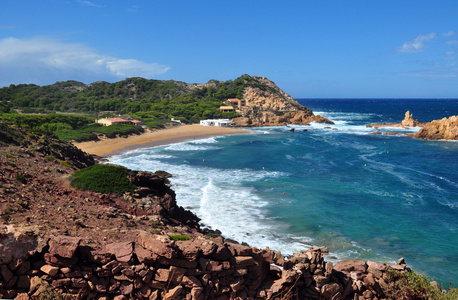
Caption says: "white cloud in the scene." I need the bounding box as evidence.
[76,0,104,8]
[397,33,436,54]
[442,31,456,37]
[0,36,170,86]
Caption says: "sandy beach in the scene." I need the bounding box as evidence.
[73,124,250,157]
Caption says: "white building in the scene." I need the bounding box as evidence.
[200,119,232,127]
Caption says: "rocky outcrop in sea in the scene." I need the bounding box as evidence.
[367,111,458,140]
[412,115,458,140]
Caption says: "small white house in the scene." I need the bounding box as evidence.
[200,119,232,127]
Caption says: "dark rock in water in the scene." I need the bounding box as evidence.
[155,170,172,178]
[303,129,308,132]
[289,128,295,132]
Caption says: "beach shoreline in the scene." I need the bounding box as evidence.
[73,124,250,157]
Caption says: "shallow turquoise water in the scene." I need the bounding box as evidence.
[109,99,458,286]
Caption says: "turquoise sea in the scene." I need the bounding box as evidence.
[109,99,458,286]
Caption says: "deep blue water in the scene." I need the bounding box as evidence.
[109,99,458,286]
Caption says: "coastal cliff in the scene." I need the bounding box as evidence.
[0,123,454,299]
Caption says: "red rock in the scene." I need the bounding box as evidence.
[154,268,170,282]
[227,242,252,256]
[135,245,158,264]
[105,241,134,263]
[164,285,182,300]
[119,281,133,295]
[44,253,78,267]
[234,256,255,267]
[333,260,367,274]
[137,284,152,298]
[207,260,223,272]
[52,278,72,287]
[137,230,177,259]
[169,266,186,284]
[191,287,204,300]
[181,275,202,288]
[321,282,342,299]
[212,244,232,261]
[40,264,59,277]
[48,235,81,258]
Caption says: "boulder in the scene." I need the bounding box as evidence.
[48,235,81,258]
[137,230,178,259]
[105,241,134,263]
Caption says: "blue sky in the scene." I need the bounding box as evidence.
[1,0,458,98]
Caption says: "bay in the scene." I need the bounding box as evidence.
[109,98,458,286]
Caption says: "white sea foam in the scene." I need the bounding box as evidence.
[163,143,220,151]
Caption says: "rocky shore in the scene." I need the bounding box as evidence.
[0,123,455,299]
[366,111,458,140]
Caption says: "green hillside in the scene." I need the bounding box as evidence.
[0,75,283,125]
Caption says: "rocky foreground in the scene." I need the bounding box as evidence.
[0,123,454,299]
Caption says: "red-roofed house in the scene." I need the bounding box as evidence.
[97,116,142,126]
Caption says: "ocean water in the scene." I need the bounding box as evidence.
[109,99,458,286]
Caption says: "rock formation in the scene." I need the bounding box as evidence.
[400,110,419,127]
[413,115,458,140]
[0,229,424,300]
[231,77,333,127]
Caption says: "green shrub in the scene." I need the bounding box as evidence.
[384,267,458,300]
[44,155,54,161]
[168,234,192,241]
[7,162,16,167]
[15,173,27,184]
[70,164,136,194]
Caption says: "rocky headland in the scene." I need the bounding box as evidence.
[230,77,334,127]
[0,123,455,299]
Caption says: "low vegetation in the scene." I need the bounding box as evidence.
[168,234,192,241]
[70,164,136,194]
[383,267,458,300]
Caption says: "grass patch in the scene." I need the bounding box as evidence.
[59,160,75,169]
[168,234,192,241]
[44,155,54,161]
[70,164,136,194]
[4,152,17,158]
[15,173,27,184]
